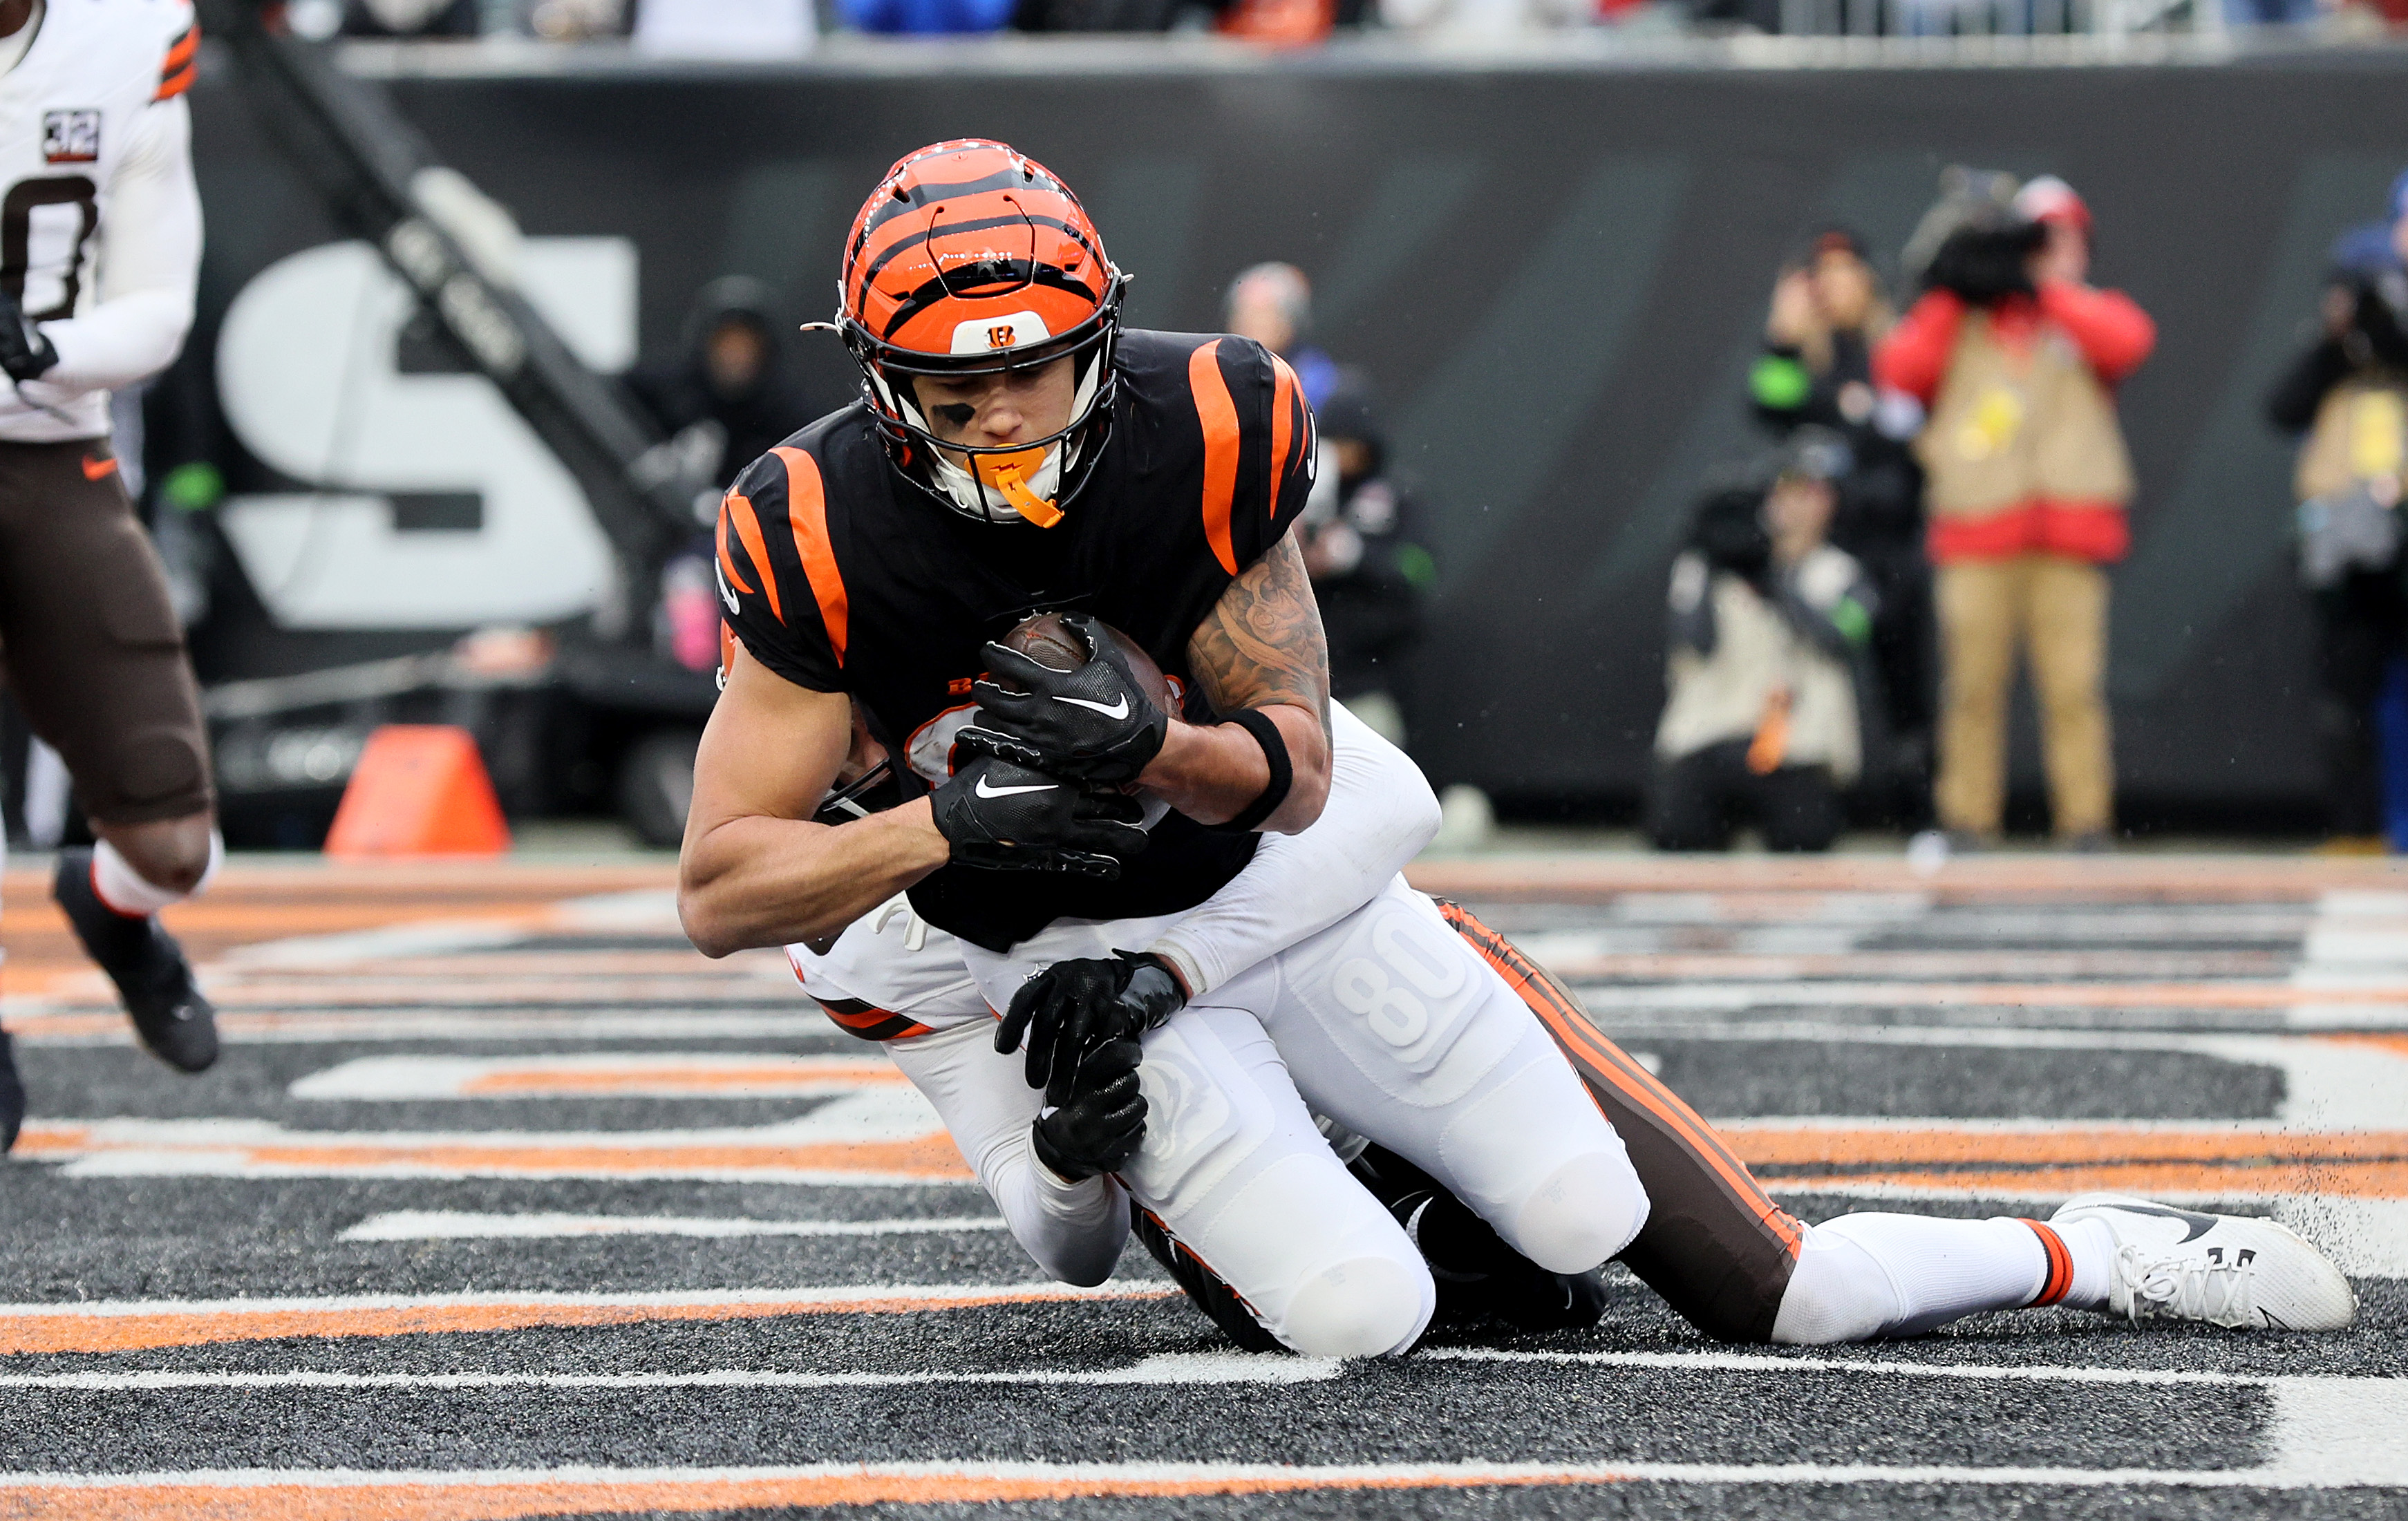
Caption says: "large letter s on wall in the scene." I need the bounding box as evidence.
[214,238,633,630]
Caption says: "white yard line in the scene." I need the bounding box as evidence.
[1597,1019,2408,1131]
[1,1012,826,1048]
[1427,1346,2259,1387]
[1429,1352,2408,1484]
[0,1352,1339,1392]
[1570,981,2408,1028]
[0,1452,2402,1498]
[339,1211,1007,1241]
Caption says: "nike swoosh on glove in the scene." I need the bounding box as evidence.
[930,753,1149,879]
[959,614,1169,782]
[997,950,1186,1103]
[1031,1038,1147,1182]
[0,288,57,385]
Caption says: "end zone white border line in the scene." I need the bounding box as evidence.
[0,1450,2402,1495]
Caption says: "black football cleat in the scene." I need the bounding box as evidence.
[1,1028,23,1152]
[1351,1143,1610,1335]
[53,847,218,1074]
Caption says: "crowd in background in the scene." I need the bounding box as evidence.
[1646,166,2408,855]
[301,0,2407,46]
[532,160,2408,858]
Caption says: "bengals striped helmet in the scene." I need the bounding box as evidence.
[835,140,1125,528]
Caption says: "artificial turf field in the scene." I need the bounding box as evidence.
[2,852,2405,1520]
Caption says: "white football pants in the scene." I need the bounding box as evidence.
[955,875,1649,1358]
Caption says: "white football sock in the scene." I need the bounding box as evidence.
[1773,1211,2108,1343]
[2055,1216,2115,1312]
[91,833,222,918]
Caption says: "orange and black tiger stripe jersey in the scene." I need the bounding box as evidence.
[719,329,1317,953]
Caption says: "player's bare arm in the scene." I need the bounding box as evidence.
[677,642,948,958]
[1141,533,1334,833]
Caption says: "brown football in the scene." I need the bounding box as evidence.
[998,612,1178,715]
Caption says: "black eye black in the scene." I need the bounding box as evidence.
[936,404,976,427]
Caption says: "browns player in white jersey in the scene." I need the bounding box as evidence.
[0,0,214,1153]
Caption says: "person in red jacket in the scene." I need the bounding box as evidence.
[1874,177,2155,849]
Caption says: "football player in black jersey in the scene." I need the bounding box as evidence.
[684,142,2360,1354]
[682,141,1653,1355]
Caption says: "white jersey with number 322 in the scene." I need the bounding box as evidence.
[0,0,199,443]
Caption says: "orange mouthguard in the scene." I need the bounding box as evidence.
[975,448,1063,529]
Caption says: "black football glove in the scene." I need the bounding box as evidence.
[0,287,57,385]
[957,613,1170,783]
[1030,1037,1147,1182]
[997,949,1187,1103]
[930,753,1147,879]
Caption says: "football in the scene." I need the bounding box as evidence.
[999,612,1178,715]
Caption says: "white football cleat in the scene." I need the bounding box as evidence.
[2051,1194,2356,1332]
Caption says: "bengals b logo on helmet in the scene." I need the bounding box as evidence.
[986,324,1017,350]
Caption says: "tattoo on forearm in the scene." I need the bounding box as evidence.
[1187,534,1330,730]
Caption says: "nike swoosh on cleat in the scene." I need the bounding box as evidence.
[81,455,117,481]
[974,777,1057,799]
[1054,695,1130,720]
[2102,1201,2222,1243]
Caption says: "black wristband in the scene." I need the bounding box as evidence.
[1214,708,1292,833]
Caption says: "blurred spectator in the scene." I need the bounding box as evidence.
[1379,0,1593,30]
[1224,264,1424,736]
[1750,226,1935,825]
[1216,0,1335,41]
[627,277,825,495]
[528,0,630,38]
[1015,0,1183,28]
[327,0,483,35]
[1648,437,1878,853]
[629,278,827,674]
[638,0,816,46]
[2224,0,2317,23]
[1299,387,1428,746]
[1876,175,2154,850]
[839,0,1013,32]
[2266,169,2408,846]
[1225,263,1358,415]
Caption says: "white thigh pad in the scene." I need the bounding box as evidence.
[1123,1014,1278,1208]
[1268,880,1521,1109]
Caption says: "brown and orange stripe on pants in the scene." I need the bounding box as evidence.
[1438,901,1805,1344]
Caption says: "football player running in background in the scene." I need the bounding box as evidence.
[0,0,216,1153]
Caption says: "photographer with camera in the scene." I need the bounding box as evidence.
[2266,171,2408,847]
[1749,226,1933,826]
[1648,432,1878,853]
[1876,175,2155,851]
